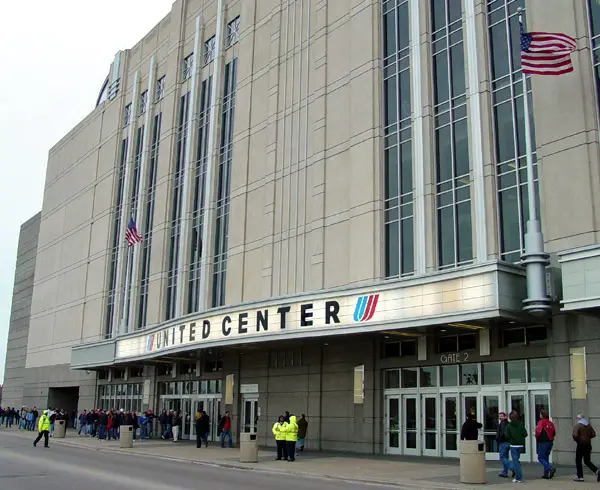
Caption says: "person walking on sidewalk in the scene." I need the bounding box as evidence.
[282,414,298,462]
[196,411,210,448]
[219,411,233,448]
[573,413,600,482]
[272,415,287,461]
[33,410,51,448]
[296,414,308,454]
[172,411,182,442]
[505,410,528,484]
[535,410,556,479]
[460,412,482,441]
[496,412,512,478]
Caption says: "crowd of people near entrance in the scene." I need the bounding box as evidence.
[462,409,600,483]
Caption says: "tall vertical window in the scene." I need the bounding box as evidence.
[123,103,132,127]
[139,90,148,115]
[138,113,162,329]
[204,36,216,65]
[188,77,213,313]
[226,16,241,47]
[487,0,538,263]
[105,138,129,337]
[212,59,237,307]
[166,93,190,320]
[432,0,472,268]
[182,54,194,81]
[588,1,600,122]
[155,76,166,102]
[383,0,414,278]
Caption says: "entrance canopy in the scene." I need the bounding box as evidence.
[71,262,528,369]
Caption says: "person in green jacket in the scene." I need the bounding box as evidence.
[505,410,528,483]
[33,410,51,448]
[281,414,298,462]
[272,415,288,461]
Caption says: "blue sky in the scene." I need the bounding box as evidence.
[0,0,172,383]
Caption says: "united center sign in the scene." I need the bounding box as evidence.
[113,271,497,360]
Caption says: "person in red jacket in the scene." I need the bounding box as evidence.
[535,410,556,479]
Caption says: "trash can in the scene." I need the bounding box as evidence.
[54,419,66,439]
[120,425,134,448]
[460,440,486,484]
[240,433,258,463]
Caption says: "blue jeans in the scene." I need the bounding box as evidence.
[98,424,106,440]
[510,446,523,481]
[220,429,232,448]
[162,424,172,439]
[499,442,512,475]
[538,441,553,475]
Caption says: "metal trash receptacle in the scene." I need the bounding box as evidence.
[54,419,66,438]
[120,425,134,448]
[240,433,258,463]
[460,440,486,484]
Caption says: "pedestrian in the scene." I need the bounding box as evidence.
[296,414,308,454]
[219,411,233,448]
[535,410,556,479]
[282,414,298,462]
[172,411,182,442]
[572,413,600,482]
[460,412,482,440]
[33,410,51,448]
[196,411,210,448]
[496,411,512,478]
[505,410,528,484]
[272,415,287,460]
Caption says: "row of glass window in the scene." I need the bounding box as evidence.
[157,380,223,396]
[384,358,550,390]
[383,0,542,272]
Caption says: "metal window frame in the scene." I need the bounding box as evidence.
[203,36,216,65]
[382,0,415,279]
[155,76,166,102]
[182,54,194,81]
[226,16,241,48]
[432,0,473,269]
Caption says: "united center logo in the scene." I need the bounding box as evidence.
[353,294,379,322]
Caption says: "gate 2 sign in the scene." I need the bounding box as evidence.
[440,352,470,364]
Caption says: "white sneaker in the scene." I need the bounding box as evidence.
[512,478,522,483]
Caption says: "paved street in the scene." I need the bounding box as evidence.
[2,429,600,489]
[0,432,398,490]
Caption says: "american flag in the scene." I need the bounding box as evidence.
[520,21,577,76]
[125,217,143,247]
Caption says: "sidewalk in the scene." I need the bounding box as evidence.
[3,428,597,489]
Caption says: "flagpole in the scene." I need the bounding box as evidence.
[120,246,132,334]
[517,7,552,317]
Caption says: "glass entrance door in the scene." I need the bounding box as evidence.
[242,397,259,433]
[506,391,530,461]
[182,399,192,439]
[191,398,221,442]
[481,394,500,456]
[403,395,418,455]
[442,394,459,457]
[422,395,438,456]
[384,396,401,454]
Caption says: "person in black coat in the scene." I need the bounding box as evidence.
[460,413,482,441]
[196,411,210,448]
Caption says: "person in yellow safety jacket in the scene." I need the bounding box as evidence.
[281,414,298,462]
[33,410,51,448]
[272,415,288,461]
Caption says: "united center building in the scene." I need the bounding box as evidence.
[5,0,600,464]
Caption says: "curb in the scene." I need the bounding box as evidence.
[2,430,460,490]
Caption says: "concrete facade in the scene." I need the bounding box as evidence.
[5,0,600,466]
[2,213,41,408]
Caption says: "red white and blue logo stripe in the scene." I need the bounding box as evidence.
[353,294,379,322]
[146,334,155,352]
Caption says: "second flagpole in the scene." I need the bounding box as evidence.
[517,7,552,316]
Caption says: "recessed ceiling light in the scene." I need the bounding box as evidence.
[440,329,447,333]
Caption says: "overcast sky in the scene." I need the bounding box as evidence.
[0,0,172,384]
